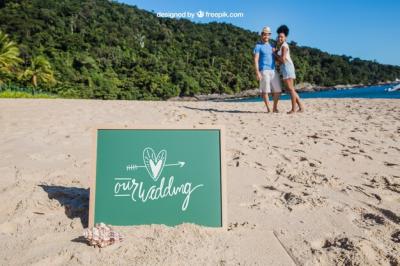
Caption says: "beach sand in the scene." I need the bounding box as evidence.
[0,98,399,265]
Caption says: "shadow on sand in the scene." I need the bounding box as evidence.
[39,185,89,228]
[181,105,265,114]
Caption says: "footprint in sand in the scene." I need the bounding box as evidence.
[322,236,355,251]
[345,185,382,203]
[228,149,245,167]
[364,175,400,195]
[281,191,327,211]
[391,230,400,243]
[227,221,256,231]
[362,203,400,225]
[164,109,187,122]
[362,213,385,225]
[316,235,397,265]
[384,161,398,167]
[249,184,326,212]
[281,192,305,211]
[353,208,386,227]
[297,156,321,168]
[275,162,338,187]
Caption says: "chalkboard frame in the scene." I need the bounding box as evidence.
[89,125,227,228]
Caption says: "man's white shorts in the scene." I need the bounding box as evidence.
[259,70,282,93]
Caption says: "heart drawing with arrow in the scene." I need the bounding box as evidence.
[143,147,166,181]
[126,147,185,181]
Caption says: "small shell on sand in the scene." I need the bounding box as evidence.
[83,223,123,248]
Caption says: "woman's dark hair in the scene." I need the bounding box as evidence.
[277,25,289,37]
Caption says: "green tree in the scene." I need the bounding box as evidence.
[0,30,22,84]
[20,55,56,89]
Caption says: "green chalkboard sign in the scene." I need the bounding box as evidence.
[89,126,226,228]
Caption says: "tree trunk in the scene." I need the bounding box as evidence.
[32,75,37,88]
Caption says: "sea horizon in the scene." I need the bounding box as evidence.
[230,83,400,102]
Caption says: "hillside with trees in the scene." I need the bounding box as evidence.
[1,0,399,99]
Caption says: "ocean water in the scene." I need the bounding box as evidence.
[232,84,400,102]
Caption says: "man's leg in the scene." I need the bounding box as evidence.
[260,70,271,112]
[271,71,282,113]
[261,92,271,112]
[272,93,280,112]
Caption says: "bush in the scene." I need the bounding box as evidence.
[0,90,55,98]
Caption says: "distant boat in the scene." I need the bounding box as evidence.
[387,84,400,92]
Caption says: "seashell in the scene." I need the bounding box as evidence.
[83,223,123,248]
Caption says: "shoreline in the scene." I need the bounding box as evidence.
[168,80,400,102]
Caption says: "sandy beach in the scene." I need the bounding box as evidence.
[0,98,399,265]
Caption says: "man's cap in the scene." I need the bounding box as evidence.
[261,26,271,34]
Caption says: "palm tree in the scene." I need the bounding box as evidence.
[20,55,56,89]
[0,30,22,84]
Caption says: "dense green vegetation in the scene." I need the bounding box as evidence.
[1,0,399,100]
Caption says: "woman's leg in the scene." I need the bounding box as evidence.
[296,97,304,112]
[272,93,280,113]
[284,78,304,113]
[291,81,304,112]
[284,78,297,113]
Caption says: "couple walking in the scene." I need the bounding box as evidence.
[253,25,304,114]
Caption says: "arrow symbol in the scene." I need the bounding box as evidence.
[165,161,185,167]
[126,161,185,171]
[126,164,146,171]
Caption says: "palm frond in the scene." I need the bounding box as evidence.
[0,31,22,70]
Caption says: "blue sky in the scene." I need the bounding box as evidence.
[120,0,400,66]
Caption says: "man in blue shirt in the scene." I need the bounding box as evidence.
[253,26,282,113]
